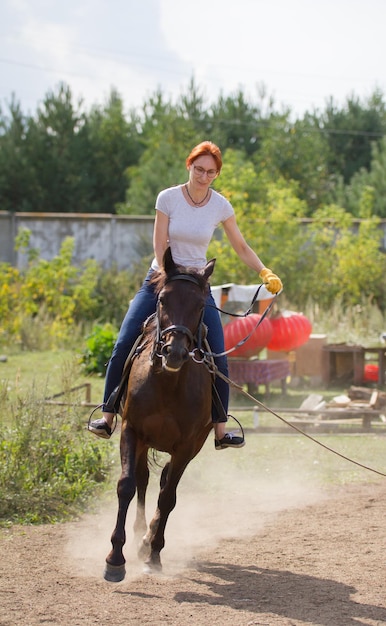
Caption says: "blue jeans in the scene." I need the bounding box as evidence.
[103,269,229,422]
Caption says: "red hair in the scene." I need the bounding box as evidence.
[186,141,222,172]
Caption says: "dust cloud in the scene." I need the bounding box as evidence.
[65,434,326,581]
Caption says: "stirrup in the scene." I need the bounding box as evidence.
[226,413,245,440]
[87,405,117,435]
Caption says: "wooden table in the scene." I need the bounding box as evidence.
[322,344,364,385]
[228,358,290,395]
[322,344,386,387]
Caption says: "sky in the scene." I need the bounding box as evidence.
[1,0,386,119]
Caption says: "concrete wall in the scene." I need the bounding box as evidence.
[1,211,386,270]
[0,212,154,270]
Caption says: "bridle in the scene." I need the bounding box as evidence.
[153,273,207,362]
[153,277,280,365]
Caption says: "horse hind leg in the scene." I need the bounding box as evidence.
[104,427,137,583]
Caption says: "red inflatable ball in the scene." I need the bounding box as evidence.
[363,363,379,383]
[266,313,312,352]
[223,314,273,358]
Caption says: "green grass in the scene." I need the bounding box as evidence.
[0,349,105,408]
[192,431,386,491]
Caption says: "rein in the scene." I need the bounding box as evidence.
[155,278,278,360]
[208,283,269,318]
[205,284,279,359]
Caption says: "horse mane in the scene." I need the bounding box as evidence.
[139,262,210,341]
[150,262,209,295]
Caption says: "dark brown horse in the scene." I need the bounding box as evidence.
[104,247,216,582]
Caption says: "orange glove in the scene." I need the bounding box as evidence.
[259,268,283,294]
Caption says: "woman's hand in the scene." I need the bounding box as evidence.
[259,268,283,294]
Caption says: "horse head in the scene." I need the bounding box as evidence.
[153,247,215,372]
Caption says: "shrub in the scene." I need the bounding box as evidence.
[80,323,118,375]
[0,385,113,525]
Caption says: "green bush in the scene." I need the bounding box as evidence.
[0,232,145,351]
[0,385,113,525]
[80,323,118,375]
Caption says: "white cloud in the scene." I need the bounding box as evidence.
[159,0,386,112]
[1,0,386,116]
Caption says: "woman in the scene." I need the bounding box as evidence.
[89,141,282,449]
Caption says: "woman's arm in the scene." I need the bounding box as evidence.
[153,210,170,267]
[223,214,283,293]
[222,215,265,273]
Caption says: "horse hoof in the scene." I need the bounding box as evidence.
[103,562,126,583]
[143,560,162,575]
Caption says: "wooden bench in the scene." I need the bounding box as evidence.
[230,405,386,432]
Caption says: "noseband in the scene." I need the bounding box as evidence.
[154,273,205,360]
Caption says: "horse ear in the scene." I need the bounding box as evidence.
[163,247,175,272]
[202,258,216,281]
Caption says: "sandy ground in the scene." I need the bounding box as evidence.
[1,440,386,626]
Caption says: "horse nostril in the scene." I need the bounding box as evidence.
[161,344,171,357]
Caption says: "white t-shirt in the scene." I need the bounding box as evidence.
[152,185,234,270]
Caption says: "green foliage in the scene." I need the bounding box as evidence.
[322,90,386,184]
[2,80,386,217]
[207,86,273,156]
[80,323,118,375]
[93,253,151,325]
[0,232,100,348]
[0,84,142,214]
[0,231,145,350]
[305,203,386,309]
[334,136,386,217]
[206,149,386,311]
[116,89,200,215]
[255,112,334,212]
[209,149,309,302]
[0,380,112,525]
[85,88,143,213]
[1,80,386,328]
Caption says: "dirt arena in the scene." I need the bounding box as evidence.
[1,467,385,626]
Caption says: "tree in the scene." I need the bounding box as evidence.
[206,84,275,157]
[321,90,386,184]
[84,89,143,213]
[0,96,38,212]
[207,149,309,305]
[254,112,334,213]
[334,136,386,217]
[117,90,200,215]
[22,83,88,212]
[307,201,386,309]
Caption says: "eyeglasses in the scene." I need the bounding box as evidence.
[193,165,218,179]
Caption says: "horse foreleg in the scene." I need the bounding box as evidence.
[144,458,188,572]
[138,461,170,563]
[133,445,149,557]
[104,426,137,583]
